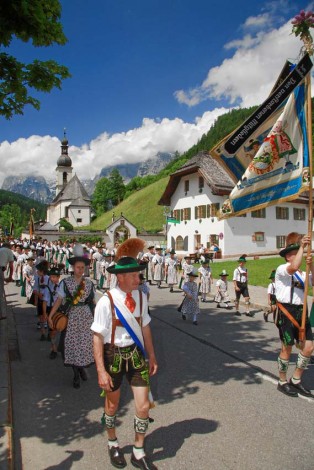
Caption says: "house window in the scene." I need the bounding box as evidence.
[183,208,191,220]
[276,235,286,249]
[293,208,306,221]
[77,218,82,223]
[78,210,81,214]
[210,203,220,217]
[64,207,69,218]
[176,236,184,250]
[251,208,266,218]
[254,232,265,242]
[195,205,206,219]
[184,180,189,193]
[276,207,289,220]
[198,176,204,193]
[173,209,181,222]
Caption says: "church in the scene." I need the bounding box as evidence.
[46,133,91,228]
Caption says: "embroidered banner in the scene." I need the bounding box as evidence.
[211,54,312,183]
[218,82,310,220]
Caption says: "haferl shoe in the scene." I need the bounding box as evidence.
[182,314,186,321]
[277,382,298,397]
[49,351,57,360]
[108,446,127,469]
[289,380,313,397]
[245,312,254,317]
[234,311,241,316]
[130,453,157,470]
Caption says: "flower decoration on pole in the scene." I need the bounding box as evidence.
[291,10,314,55]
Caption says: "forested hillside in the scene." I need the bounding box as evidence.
[0,189,46,237]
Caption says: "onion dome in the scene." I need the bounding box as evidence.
[57,129,72,167]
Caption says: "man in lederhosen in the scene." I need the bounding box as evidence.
[275,232,314,397]
[92,238,158,469]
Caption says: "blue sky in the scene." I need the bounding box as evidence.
[0,0,312,184]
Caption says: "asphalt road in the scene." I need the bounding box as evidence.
[5,280,314,470]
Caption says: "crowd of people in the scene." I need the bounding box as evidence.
[1,232,314,468]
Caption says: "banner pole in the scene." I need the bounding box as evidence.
[301,71,313,341]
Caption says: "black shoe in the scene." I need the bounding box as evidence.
[277,382,298,397]
[217,304,221,308]
[130,453,157,470]
[79,367,88,381]
[109,446,127,469]
[263,311,268,322]
[289,380,313,397]
[40,334,46,341]
[49,351,57,360]
[245,312,254,317]
[170,288,173,292]
[193,321,198,325]
[182,314,186,321]
[234,311,241,316]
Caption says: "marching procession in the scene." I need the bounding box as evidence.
[1,231,314,470]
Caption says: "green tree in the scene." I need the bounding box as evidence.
[0,0,70,119]
[59,218,73,232]
[0,203,23,235]
[92,177,112,216]
[108,169,125,205]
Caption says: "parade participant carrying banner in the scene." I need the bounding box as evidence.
[211,53,312,183]
[91,237,158,470]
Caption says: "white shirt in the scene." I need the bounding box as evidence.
[275,263,311,305]
[91,286,151,347]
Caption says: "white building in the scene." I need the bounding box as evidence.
[158,152,309,258]
[47,134,91,228]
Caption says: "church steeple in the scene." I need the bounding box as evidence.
[56,129,73,195]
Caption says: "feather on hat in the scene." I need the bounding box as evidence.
[116,238,145,260]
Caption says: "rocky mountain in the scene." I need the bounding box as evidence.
[1,175,54,203]
[1,152,175,203]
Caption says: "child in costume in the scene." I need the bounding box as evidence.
[264,270,276,322]
[181,270,200,325]
[214,270,232,309]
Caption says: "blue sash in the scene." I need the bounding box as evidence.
[114,305,146,358]
[293,272,305,289]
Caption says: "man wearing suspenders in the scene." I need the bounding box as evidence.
[92,241,158,470]
[275,232,314,397]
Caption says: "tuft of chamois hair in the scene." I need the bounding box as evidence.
[116,238,145,260]
[285,232,301,246]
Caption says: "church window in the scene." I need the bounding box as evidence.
[175,236,184,250]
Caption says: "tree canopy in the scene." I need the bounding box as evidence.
[0,0,70,119]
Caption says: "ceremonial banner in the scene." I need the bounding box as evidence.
[218,82,310,219]
[211,53,313,183]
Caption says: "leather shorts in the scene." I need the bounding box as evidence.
[104,343,149,392]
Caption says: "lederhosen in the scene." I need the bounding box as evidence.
[235,268,249,299]
[103,291,149,392]
[277,274,313,345]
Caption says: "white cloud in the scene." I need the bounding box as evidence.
[243,13,271,28]
[0,108,228,186]
[174,19,304,108]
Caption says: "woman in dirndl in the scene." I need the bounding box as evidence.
[48,244,96,389]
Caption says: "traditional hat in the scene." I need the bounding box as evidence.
[269,269,276,279]
[155,246,161,251]
[36,260,49,273]
[188,269,198,277]
[279,232,301,258]
[48,267,61,276]
[238,254,247,262]
[107,238,146,274]
[184,255,191,259]
[170,249,176,255]
[68,244,90,266]
[148,245,155,249]
[219,270,229,276]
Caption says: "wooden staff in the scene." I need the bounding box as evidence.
[300,71,313,342]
